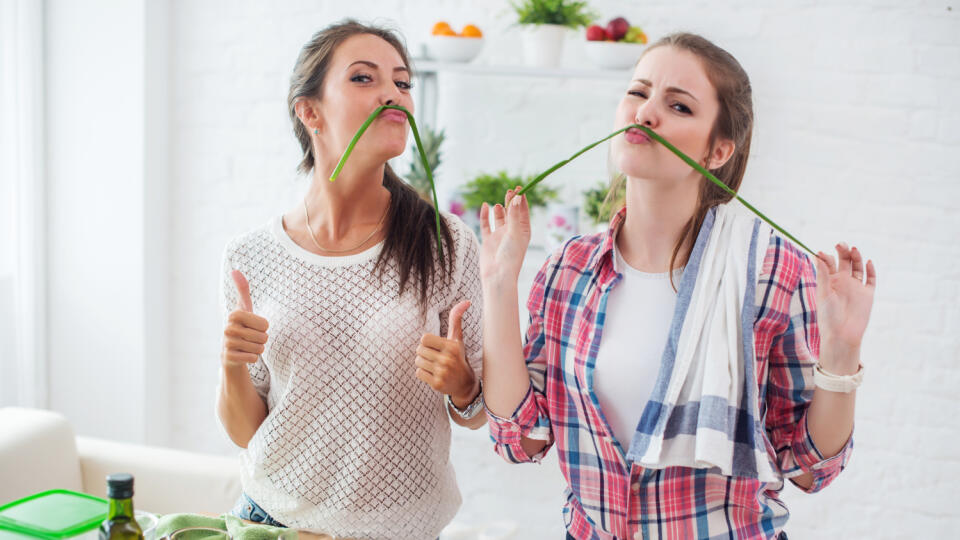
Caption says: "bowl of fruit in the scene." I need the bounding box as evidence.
[426,22,485,63]
[584,17,648,70]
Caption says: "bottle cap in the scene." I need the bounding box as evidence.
[106,473,134,499]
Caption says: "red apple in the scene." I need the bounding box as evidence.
[586,25,607,41]
[606,17,630,41]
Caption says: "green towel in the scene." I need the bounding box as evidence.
[154,513,296,540]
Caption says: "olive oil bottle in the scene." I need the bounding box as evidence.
[99,473,144,540]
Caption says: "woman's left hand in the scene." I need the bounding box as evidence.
[416,301,479,407]
[814,243,877,372]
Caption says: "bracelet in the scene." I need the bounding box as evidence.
[814,363,864,393]
[446,380,484,420]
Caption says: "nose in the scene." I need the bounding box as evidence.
[634,99,659,129]
[379,80,404,108]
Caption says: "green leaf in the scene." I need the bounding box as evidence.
[460,171,558,210]
[405,126,445,200]
[582,179,624,224]
[511,0,597,29]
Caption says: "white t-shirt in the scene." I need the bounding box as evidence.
[219,212,482,540]
[593,243,681,453]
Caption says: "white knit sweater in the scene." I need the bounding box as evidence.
[219,212,482,539]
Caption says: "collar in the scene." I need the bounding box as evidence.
[585,206,627,276]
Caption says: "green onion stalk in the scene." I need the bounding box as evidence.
[516,124,815,256]
[329,104,446,260]
[332,110,813,262]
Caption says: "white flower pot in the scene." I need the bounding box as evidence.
[520,24,568,67]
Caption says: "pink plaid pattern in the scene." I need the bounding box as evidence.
[488,209,852,540]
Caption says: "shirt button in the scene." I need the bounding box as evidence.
[631,482,641,492]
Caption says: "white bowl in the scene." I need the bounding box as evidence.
[425,35,484,63]
[584,40,645,70]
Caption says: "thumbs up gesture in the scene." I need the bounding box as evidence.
[416,300,479,408]
[221,270,270,369]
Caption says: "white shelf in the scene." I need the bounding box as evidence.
[409,58,629,127]
[412,59,630,80]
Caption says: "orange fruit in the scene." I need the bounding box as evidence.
[438,28,457,37]
[432,21,453,35]
[461,24,483,38]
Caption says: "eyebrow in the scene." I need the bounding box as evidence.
[633,78,699,103]
[347,60,409,73]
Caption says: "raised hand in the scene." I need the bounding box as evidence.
[814,243,877,373]
[221,270,270,369]
[479,187,531,284]
[416,300,479,407]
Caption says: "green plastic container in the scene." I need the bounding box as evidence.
[0,490,108,539]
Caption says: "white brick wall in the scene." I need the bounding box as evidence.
[163,1,959,537]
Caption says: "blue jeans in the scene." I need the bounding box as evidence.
[231,492,287,528]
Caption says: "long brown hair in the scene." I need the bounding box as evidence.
[287,20,453,305]
[606,32,754,285]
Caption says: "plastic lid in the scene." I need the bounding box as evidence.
[0,529,37,540]
[106,473,134,499]
[0,490,107,539]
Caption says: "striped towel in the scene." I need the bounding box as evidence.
[625,203,780,482]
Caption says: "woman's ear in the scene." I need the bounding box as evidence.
[294,98,322,135]
[705,138,736,171]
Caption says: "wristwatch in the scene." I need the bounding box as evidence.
[446,381,484,419]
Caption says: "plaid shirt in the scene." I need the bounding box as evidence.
[487,209,853,540]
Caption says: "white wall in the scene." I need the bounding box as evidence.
[0,1,17,400]
[2,0,46,409]
[44,0,163,441]
[41,0,960,538]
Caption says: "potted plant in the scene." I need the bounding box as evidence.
[511,0,596,67]
[459,170,558,235]
[582,179,624,231]
[404,125,445,201]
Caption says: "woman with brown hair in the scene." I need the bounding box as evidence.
[215,20,484,539]
[481,33,876,539]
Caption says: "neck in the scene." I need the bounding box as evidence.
[616,176,699,273]
[107,497,135,519]
[303,157,391,241]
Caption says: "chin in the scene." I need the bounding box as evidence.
[614,149,654,180]
[383,141,406,159]
[364,133,406,160]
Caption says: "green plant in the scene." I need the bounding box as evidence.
[461,171,558,211]
[583,180,624,225]
[405,126,445,200]
[511,0,597,29]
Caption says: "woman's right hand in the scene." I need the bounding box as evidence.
[222,270,269,369]
[479,187,531,284]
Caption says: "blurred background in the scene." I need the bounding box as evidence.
[1,0,958,537]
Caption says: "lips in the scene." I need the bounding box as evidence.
[380,109,408,123]
[624,127,650,144]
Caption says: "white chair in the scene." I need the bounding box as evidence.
[0,407,241,515]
